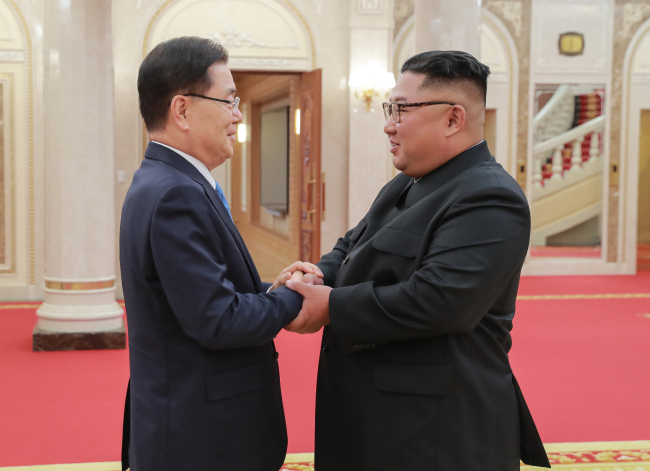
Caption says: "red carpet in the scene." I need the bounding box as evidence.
[1,267,650,466]
[0,308,129,466]
[510,296,650,443]
[0,308,319,466]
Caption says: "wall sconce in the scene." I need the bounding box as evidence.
[348,60,396,113]
[237,123,247,143]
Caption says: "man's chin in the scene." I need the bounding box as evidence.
[392,156,407,173]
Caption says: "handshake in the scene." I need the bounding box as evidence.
[269,261,332,334]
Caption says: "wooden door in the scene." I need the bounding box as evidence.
[299,69,322,263]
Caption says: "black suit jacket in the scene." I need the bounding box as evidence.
[119,143,301,471]
[314,142,550,470]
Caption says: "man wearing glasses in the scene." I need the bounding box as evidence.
[119,37,321,471]
[285,51,550,470]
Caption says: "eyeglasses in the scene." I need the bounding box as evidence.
[183,93,240,114]
[382,101,456,123]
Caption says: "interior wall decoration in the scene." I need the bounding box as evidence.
[0,0,32,297]
[558,31,585,56]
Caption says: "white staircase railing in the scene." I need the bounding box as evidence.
[533,84,575,144]
[532,115,604,195]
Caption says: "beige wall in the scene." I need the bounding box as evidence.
[639,110,650,244]
[5,0,650,303]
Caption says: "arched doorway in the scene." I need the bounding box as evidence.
[622,17,650,272]
[0,0,34,298]
[142,0,323,277]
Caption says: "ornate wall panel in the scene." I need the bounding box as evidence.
[620,15,650,272]
[0,0,30,289]
[532,0,612,78]
[145,0,315,71]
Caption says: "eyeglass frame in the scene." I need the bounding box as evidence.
[382,101,456,123]
[181,93,240,114]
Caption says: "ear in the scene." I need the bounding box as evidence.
[445,104,466,137]
[169,95,190,132]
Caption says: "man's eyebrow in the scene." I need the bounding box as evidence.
[390,96,407,102]
[227,87,237,95]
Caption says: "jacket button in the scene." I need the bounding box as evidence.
[321,345,329,355]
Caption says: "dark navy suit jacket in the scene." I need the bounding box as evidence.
[120,142,301,471]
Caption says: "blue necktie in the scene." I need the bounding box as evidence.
[214,182,232,220]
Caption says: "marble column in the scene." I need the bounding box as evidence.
[347,0,395,227]
[34,0,124,351]
[415,0,482,56]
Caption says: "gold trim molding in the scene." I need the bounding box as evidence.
[0,302,40,309]
[44,280,115,291]
[622,19,650,264]
[4,0,34,284]
[0,73,16,274]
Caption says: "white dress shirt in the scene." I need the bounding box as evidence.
[152,141,216,190]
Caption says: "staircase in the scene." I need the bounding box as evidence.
[530,86,605,247]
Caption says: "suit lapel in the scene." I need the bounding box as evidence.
[145,142,262,290]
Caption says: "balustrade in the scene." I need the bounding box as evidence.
[532,115,604,190]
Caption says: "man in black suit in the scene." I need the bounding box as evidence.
[119,37,321,471]
[286,51,551,470]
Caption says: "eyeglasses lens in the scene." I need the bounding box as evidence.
[383,103,400,123]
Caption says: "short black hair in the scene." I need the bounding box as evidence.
[401,51,490,104]
[138,36,228,132]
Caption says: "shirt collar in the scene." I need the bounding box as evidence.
[151,141,216,190]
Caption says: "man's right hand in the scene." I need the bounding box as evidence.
[268,261,323,291]
[283,281,332,334]
[299,272,324,286]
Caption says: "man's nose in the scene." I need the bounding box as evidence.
[233,107,243,123]
[384,117,396,135]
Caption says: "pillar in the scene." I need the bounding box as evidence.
[415,0,482,56]
[34,0,124,351]
[348,0,395,227]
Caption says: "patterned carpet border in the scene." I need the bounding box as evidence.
[522,441,650,470]
[2,444,650,470]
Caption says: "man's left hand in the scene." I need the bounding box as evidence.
[283,281,332,334]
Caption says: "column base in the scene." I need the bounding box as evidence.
[32,325,126,351]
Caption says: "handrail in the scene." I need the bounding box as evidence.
[533,115,605,155]
[533,84,571,127]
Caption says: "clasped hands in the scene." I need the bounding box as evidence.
[269,261,332,334]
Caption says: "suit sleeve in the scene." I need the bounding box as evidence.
[317,178,394,285]
[316,229,352,287]
[329,185,531,354]
[150,184,302,349]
